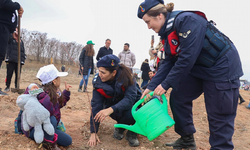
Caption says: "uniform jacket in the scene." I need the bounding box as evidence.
[147,11,243,91]
[79,48,94,75]
[96,46,113,61]
[22,88,70,137]
[5,34,26,64]
[0,0,20,33]
[118,50,136,68]
[90,71,137,133]
[140,61,150,80]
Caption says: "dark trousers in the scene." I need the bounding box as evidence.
[0,23,10,68]
[6,62,22,88]
[169,74,239,150]
[110,108,135,125]
[29,116,72,147]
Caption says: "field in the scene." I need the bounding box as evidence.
[0,61,250,150]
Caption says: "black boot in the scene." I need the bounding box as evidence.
[113,128,125,140]
[125,130,139,147]
[78,86,82,92]
[42,133,61,150]
[239,94,245,104]
[165,134,196,150]
[239,99,245,104]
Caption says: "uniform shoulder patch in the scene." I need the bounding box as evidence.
[178,30,191,38]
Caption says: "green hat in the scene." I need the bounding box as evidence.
[86,40,95,45]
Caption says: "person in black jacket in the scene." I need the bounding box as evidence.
[78,40,95,92]
[87,54,140,147]
[96,39,113,61]
[4,27,26,92]
[0,0,24,68]
[61,65,65,72]
[140,59,150,88]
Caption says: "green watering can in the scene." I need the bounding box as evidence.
[114,92,175,141]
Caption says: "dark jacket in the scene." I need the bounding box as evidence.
[140,61,150,80]
[96,46,113,61]
[79,48,94,75]
[148,11,243,91]
[0,0,20,33]
[5,34,26,65]
[90,71,137,133]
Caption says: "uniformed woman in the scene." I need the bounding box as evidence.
[137,0,243,149]
[87,54,140,147]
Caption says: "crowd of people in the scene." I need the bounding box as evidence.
[0,0,248,150]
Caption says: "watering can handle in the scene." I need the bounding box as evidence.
[132,91,167,114]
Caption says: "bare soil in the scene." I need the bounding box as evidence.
[0,63,250,150]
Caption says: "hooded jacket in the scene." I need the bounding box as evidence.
[5,34,26,64]
[118,50,136,68]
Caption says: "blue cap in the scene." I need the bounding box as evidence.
[97,54,120,68]
[137,0,164,19]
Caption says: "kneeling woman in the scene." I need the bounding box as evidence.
[87,54,139,147]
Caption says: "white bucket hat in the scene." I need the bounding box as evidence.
[36,64,68,85]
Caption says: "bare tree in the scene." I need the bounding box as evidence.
[20,28,83,66]
[46,38,59,64]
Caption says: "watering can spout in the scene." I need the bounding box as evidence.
[114,123,146,136]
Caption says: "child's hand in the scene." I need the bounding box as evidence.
[65,82,72,91]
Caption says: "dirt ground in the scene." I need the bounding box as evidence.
[1,65,250,150]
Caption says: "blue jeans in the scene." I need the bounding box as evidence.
[29,116,72,147]
[79,68,92,89]
[141,80,149,88]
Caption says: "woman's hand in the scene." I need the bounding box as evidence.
[65,82,72,91]
[18,6,24,17]
[94,107,114,122]
[140,89,152,103]
[153,84,167,96]
[87,133,101,146]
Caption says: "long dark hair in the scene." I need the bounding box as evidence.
[40,79,64,106]
[84,44,95,56]
[105,64,134,89]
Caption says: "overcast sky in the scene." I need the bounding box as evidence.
[15,0,250,80]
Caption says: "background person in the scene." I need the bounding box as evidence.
[87,54,140,147]
[61,65,65,72]
[138,0,243,149]
[4,27,26,92]
[118,43,136,72]
[142,70,155,90]
[140,59,150,88]
[78,40,95,92]
[96,39,113,61]
[149,38,164,71]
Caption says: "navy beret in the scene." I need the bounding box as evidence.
[137,0,164,19]
[97,54,120,68]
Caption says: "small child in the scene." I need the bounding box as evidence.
[22,64,72,149]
